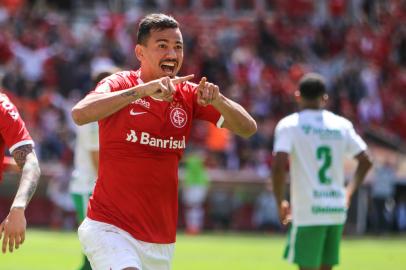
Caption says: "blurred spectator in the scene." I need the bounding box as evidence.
[252,180,281,231]
[370,161,396,234]
[182,149,210,235]
[397,194,406,232]
[208,189,233,230]
[0,1,405,233]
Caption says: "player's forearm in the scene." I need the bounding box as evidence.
[272,167,286,206]
[347,156,373,197]
[212,95,257,138]
[11,152,41,210]
[72,87,146,125]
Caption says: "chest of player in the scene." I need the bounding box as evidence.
[100,95,192,146]
[127,97,190,134]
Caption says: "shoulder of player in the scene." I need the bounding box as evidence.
[103,70,137,83]
[176,80,198,93]
[324,110,353,128]
[277,113,299,128]
[95,70,137,93]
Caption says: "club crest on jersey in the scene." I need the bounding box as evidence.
[170,107,187,128]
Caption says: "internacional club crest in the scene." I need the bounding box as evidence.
[170,107,187,128]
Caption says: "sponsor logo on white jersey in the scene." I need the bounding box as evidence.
[170,107,187,128]
[126,130,186,149]
[132,98,150,109]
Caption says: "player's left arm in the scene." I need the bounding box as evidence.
[197,77,257,138]
[0,144,41,253]
[345,151,373,208]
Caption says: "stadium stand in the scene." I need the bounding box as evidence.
[0,0,405,233]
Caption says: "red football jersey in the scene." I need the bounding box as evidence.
[0,93,34,180]
[87,70,222,243]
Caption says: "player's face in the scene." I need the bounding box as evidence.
[136,28,184,80]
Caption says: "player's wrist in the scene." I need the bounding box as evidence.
[10,206,25,213]
[211,94,225,107]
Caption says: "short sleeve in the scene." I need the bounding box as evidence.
[345,123,367,157]
[92,71,137,94]
[0,95,34,153]
[273,120,293,154]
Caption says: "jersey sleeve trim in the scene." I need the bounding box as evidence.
[9,140,35,153]
[216,115,224,128]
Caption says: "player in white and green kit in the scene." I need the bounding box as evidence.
[272,73,372,270]
[69,121,99,270]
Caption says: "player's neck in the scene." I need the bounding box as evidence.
[302,106,322,110]
[139,71,155,83]
[300,99,323,111]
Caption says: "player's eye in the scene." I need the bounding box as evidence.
[158,43,167,49]
[175,45,183,50]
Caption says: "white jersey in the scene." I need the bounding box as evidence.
[69,122,99,194]
[274,109,367,225]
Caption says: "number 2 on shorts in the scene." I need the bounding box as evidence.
[317,146,332,184]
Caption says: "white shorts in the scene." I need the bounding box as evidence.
[182,185,208,206]
[78,218,174,270]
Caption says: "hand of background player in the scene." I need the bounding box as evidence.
[142,74,194,102]
[278,200,292,226]
[0,208,26,253]
[196,77,221,106]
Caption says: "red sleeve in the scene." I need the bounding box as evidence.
[91,71,137,94]
[0,94,34,153]
[190,84,223,127]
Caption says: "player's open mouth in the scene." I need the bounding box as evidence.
[160,61,177,75]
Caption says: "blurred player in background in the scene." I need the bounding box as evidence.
[182,148,210,235]
[0,91,41,254]
[272,73,372,270]
[69,67,118,270]
[71,13,256,270]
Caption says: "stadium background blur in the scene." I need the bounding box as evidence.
[0,0,406,242]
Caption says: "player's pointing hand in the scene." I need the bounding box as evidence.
[142,74,194,102]
[197,77,220,106]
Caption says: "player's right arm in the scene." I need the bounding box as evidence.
[272,151,291,225]
[72,74,194,125]
[271,118,293,225]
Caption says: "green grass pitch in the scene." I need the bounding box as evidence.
[1,230,405,270]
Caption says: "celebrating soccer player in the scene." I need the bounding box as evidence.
[71,13,256,270]
[0,91,41,254]
[272,73,372,270]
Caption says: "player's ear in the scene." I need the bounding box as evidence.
[294,90,301,102]
[135,45,143,61]
[322,94,329,102]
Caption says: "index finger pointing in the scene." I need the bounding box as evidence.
[171,74,195,85]
[198,77,207,89]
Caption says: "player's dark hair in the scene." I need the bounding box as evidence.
[299,73,326,100]
[137,13,179,45]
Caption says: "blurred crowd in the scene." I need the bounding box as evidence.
[1,0,405,175]
[0,0,405,231]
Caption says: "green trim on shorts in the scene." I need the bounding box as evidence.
[71,193,91,222]
[284,224,343,268]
